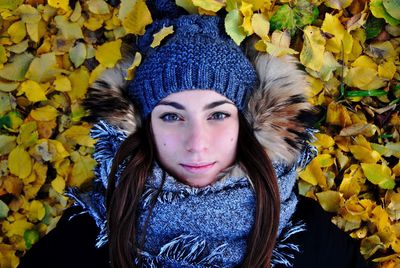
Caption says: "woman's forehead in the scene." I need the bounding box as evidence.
[161,89,233,103]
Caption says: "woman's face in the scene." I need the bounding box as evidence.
[151,90,239,187]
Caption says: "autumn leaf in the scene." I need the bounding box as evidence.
[301,26,325,72]
[151,26,174,48]
[8,146,32,179]
[361,163,395,189]
[225,9,246,45]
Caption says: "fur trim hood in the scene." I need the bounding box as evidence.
[84,43,316,166]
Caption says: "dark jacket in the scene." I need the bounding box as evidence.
[19,196,368,268]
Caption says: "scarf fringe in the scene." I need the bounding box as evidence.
[271,220,307,267]
[137,234,227,267]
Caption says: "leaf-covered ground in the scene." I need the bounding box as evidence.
[0,0,399,267]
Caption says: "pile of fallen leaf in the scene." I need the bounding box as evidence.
[0,0,398,267]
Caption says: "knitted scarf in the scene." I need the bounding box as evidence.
[67,120,317,267]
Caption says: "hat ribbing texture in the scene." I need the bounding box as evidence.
[129,15,258,118]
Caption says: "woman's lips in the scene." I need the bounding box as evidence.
[180,162,216,173]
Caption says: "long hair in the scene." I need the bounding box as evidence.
[106,112,280,268]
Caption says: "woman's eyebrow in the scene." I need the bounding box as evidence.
[203,100,234,110]
[157,100,234,110]
[157,101,185,110]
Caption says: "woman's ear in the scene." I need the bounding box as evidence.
[244,51,317,165]
[83,43,141,135]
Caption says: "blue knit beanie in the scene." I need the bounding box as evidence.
[129,15,258,118]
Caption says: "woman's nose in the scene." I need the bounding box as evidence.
[185,121,208,153]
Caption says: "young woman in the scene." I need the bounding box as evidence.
[19,14,368,268]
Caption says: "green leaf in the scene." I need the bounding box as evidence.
[365,16,385,39]
[0,0,24,10]
[383,0,400,20]
[361,163,395,189]
[0,199,9,219]
[346,89,387,97]
[0,53,34,81]
[270,1,318,36]
[370,0,400,26]
[69,42,87,68]
[225,9,246,45]
[0,111,23,130]
[0,135,16,155]
[24,229,40,250]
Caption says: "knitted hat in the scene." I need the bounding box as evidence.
[128,15,258,118]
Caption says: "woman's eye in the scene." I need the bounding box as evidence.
[160,113,181,122]
[209,112,230,120]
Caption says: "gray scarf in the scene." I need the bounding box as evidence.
[68,120,316,267]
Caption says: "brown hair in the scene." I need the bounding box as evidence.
[106,113,280,267]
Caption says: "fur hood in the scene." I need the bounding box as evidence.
[84,43,316,166]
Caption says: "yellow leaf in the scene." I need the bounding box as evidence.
[51,175,66,194]
[125,52,142,80]
[53,76,71,92]
[16,4,41,24]
[313,133,335,149]
[192,0,225,12]
[84,15,104,31]
[361,163,395,189]
[69,42,86,68]
[316,190,342,212]
[344,67,385,90]
[240,1,253,35]
[70,1,82,22]
[54,15,84,40]
[69,151,97,187]
[266,30,298,57]
[95,39,122,68]
[368,41,397,59]
[8,40,29,54]
[68,67,90,101]
[37,119,57,139]
[300,26,325,72]
[4,175,23,196]
[122,0,152,35]
[323,0,352,9]
[48,0,70,12]
[298,158,323,186]
[321,13,353,54]
[25,52,62,83]
[319,51,341,81]
[339,123,378,137]
[18,80,47,102]
[176,0,198,13]
[59,125,96,147]
[225,9,246,45]
[326,102,352,127]
[30,139,69,162]
[88,0,110,14]
[30,105,58,121]
[378,60,396,79]
[339,164,364,197]
[349,145,381,163]
[251,13,269,39]
[0,53,34,82]
[27,200,45,222]
[151,26,174,48]
[17,121,38,148]
[8,146,32,179]
[315,153,334,167]
[7,20,26,44]
[3,218,33,237]
[0,135,16,155]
